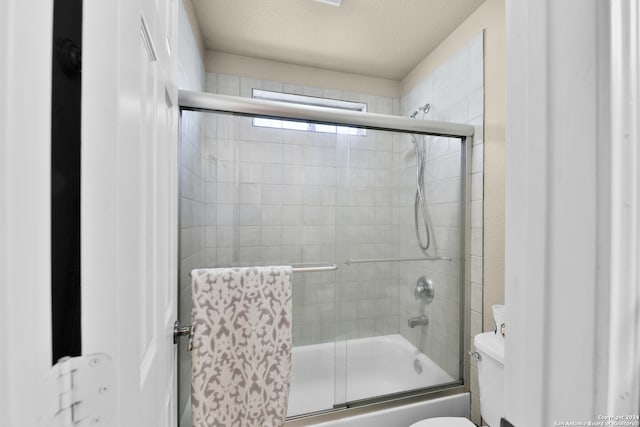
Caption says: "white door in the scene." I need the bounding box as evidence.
[82,0,179,425]
[0,0,54,425]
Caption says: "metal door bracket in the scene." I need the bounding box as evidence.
[173,320,195,352]
[40,353,114,426]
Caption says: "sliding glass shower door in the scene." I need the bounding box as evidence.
[336,129,464,405]
[178,104,469,420]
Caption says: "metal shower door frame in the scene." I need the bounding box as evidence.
[177,89,474,424]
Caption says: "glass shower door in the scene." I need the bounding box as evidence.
[178,107,468,421]
[179,109,346,417]
[338,129,465,404]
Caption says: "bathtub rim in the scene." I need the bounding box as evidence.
[284,384,466,427]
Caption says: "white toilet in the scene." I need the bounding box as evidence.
[409,331,505,427]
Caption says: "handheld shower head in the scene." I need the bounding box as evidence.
[408,101,433,254]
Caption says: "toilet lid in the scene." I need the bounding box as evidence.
[409,417,476,427]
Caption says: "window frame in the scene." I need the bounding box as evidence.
[251,89,367,135]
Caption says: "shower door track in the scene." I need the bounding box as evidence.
[178,89,474,424]
[178,90,475,137]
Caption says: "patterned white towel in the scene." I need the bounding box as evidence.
[191,266,293,427]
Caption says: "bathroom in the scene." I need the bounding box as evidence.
[177,0,498,425]
[1,0,639,427]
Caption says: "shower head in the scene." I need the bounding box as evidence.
[409,103,431,118]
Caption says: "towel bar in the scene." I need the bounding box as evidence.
[291,263,338,273]
[344,256,451,264]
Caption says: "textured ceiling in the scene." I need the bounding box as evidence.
[190,0,485,80]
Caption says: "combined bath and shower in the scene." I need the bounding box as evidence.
[409,103,432,254]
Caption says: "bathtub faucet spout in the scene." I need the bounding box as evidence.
[408,315,429,328]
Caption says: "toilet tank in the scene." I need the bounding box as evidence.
[474,332,505,427]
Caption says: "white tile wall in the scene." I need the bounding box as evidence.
[399,32,484,408]
[201,73,404,346]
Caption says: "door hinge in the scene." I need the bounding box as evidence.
[40,353,115,427]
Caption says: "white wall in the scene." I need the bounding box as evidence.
[505,0,640,425]
[505,0,594,422]
[206,51,400,98]
[178,0,204,92]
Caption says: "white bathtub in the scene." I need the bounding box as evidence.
[287,334,455,417]
[180,334,465,427]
